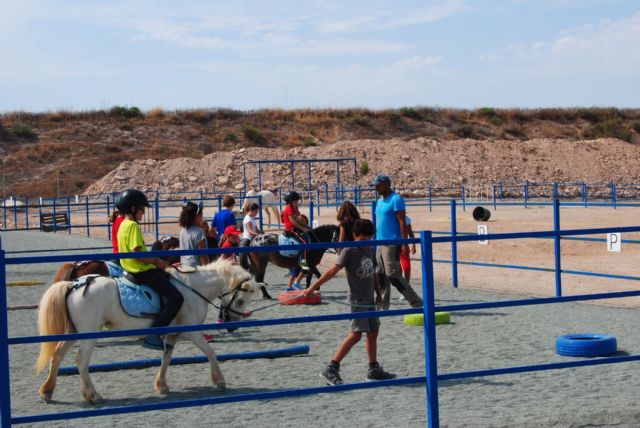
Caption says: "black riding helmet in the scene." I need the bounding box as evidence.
[116,189,150,214]
[284,191,301,204]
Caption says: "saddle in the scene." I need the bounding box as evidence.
[105,261,124,277]
[115,274,163,318]
[278,234,301,258]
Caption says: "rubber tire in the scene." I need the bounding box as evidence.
[404,312,450,326]
[555,333,617,357]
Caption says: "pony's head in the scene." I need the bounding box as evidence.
[201,258,262,322]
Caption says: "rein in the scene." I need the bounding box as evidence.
[167,267,252,317]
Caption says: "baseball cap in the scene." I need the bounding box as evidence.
[371,174,391,186]
[223,225,241,236]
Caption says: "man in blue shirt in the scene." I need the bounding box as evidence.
[212,195,237,243]
[372,174,423,309]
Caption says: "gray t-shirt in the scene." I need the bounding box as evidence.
[179,226,206,266]
[336,245,376,303]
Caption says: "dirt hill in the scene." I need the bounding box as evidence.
[1,107,639,198]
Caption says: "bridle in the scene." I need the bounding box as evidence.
[168,269,254,319]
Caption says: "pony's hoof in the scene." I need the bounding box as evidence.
[40,391,53,403]
[262,293,273,300]
[83,391,103,404]
[155,383,170,395]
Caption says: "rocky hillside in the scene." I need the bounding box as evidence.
[1,107,639,197]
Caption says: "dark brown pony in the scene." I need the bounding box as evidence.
[240,224,339,289]
[53,236,182,282]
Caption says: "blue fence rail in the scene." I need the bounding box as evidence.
[2,212,640,426]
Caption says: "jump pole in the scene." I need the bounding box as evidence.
[58,344,310,376]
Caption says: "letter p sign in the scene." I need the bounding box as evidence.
[607,233,621,252]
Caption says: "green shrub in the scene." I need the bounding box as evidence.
[584,117,632,142]
[632,121,640,133]
[453,123,474,138]
[111,105,143,119]
[478,107,502,125]
[302,136,317,147]
[352,115,369,127]
[389,112,403,126]
[243,125,266,144]
[400,107,422,120]
[576,108,600,122]
[359,160,369,176]
[12,123,37,140]
[224,132,238,142]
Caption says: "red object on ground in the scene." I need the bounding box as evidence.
[278,289,322,305]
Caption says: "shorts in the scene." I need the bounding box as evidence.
[289,267,302,277]
[350,301,380,332]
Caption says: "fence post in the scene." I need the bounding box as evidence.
[611,183,617,209]
[582,182,587,208]
[420,231,440,428]
[0,249,13,428]
[106,195,111,240]
[85,196,90,237]
[553,197,562,297]
[257,195,264,230]
[492,185,497,211]
[12,199,17,230]
[309,199,314,227]
[428,185,432,212]
[371,200,377,228]
[524,180,529,209]
[450,200,458,288]
[67,196,72,234]
[461,186,466,211]
[25,197,29,230]
[154,192,160,242]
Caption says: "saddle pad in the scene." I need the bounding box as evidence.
[115,276,162,318]
[278,234,300,258]
[105,261,124,277]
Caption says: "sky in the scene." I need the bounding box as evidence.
[0,0,639,112]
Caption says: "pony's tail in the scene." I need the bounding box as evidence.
[53,263,75,282]
[36,281,72,374]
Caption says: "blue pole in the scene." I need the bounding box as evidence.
[290,162,295,190]
[316,189,320,217]
[258,162,262,191]
[461,186,466,212]
[307,161,312,194]
[336,162,341,198]
[67,197,72,234]
[420,231,440,428]
[524,180,529,209]
[450,200,458,288]
[154,191,160,242]
[309,199,314,227]
[242,163,247,195]
[106,195,111,240]
[612,183,617,209]
[553,197,562,297]
[25,197,29,230]
[52,198,58,233]
[38,199,42,231]
[85,197,90,237]
[428,186,432,212]
[0,249,13,428]
[371,200,377,228]
[553,182,558,201]
[12,199,17,230]
[582,182,587,208]
[492,185,497,211]
[258,195,263,231]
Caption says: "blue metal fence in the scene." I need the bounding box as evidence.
[2,215,640,426]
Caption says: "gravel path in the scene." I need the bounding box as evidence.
[3,231,640,427]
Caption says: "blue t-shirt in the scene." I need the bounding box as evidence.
[375,192,406,240]
[212,209,236,242]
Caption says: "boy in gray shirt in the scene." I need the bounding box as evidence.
[304,219,396,385]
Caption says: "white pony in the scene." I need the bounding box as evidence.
[36,258,261,404]
[242,189,281,228]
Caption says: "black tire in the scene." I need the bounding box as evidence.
[555,333,617,357]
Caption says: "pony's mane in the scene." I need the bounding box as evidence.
[200,258,250,290]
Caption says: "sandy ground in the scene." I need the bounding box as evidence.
[3,203,640,427]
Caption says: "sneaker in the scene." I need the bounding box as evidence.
[320,364,344,386]
[202,333,215,343]
[285,287,295,292]
[299,260,310,271]
[367,362,396,381]
[142,335,173,351]
[397,295,406,302]
[292,281,304,290]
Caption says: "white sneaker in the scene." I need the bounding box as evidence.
[397,295,406,302]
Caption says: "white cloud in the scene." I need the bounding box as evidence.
[484,12,640,76]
